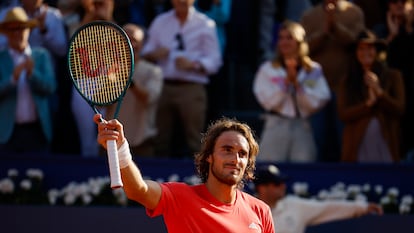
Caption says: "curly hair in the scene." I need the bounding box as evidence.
[194,117,259,189]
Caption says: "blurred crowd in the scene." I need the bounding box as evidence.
[0,0,413,164]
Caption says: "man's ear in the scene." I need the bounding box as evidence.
[206,154,212,163]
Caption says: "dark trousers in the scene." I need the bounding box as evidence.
[0,121,49,155]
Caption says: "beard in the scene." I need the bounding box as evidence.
[210,157,243,186]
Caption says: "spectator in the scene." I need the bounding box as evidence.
[0,0,71,156]
[337,29,405,163]
[0,7,56,154]
[0,1,67,120]
[104,23,163,157]
[254,164,383,233]
[373,0,414,160]
[300,0,365,162]
[94,114,275,232]
[141,0,222,157]
[253,21,330,163]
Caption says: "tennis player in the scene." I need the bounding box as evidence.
[94,113,275,233]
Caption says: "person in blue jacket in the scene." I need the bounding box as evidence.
[0,7,56,154]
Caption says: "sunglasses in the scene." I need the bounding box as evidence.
[175,33,185,50]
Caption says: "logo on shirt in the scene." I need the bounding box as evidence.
[248,222,260,230]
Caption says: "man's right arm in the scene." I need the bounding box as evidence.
[121,160,162,210]
[94,114,162,210]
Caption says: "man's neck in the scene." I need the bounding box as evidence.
[205,180,238,204]
[175,10,189,25]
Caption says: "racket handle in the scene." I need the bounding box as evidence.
[107,139,123,189]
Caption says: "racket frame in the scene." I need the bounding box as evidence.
[68,20,134,117]
[67,20,135,189]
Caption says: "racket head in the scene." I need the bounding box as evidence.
[68,20,134,107]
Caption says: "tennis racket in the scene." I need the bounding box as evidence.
[68,21,134,189]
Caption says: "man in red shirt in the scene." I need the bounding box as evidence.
[94,113,275,233]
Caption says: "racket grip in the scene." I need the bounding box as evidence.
[107,139,123,189]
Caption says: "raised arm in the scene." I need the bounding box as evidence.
[93,114,162,209]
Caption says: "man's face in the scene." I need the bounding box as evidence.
[4,24,30,52]
[207,131,249,186]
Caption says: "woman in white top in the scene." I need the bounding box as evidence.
[253,21,331,162]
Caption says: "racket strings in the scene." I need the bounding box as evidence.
[69,24,132,105]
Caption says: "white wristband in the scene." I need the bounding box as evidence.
[118,140,132,169]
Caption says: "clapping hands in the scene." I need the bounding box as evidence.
[284,58,298,87]
[364,70,383,106]
[13,56,33,82]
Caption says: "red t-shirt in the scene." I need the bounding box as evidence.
[147,182,275,233]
